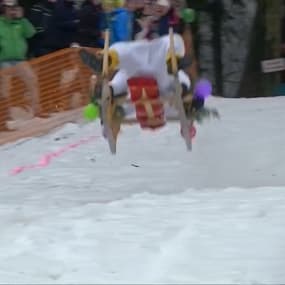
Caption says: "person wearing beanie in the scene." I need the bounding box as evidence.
[0,0,42,121]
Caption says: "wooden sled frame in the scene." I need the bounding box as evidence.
[95,28,194,154]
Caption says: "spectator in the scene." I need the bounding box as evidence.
[29,0,78,56]
[133,0,158,40]
[101,0,137,44]
[0,0,41,116]
[154,0,181,35]
[76,0,104,47]
[53,0,78,49]
[0,0,35,66]
[134,0,178,40]
[0,0,4,14]
[28,0,58,57]
[131,0,144,38]
[143,0,154,15]
[135,0,144,10]
[134,14,157,40]
[170,0,186,13]
[76,0,104,48]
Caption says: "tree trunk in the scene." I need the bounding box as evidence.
[262,0,282,97]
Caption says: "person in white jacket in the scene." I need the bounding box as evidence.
[79,33,195,105]
[80,31,216,142]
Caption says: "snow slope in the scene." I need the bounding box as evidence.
[0,97,285,284]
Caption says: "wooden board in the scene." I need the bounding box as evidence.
[0,108,83,146]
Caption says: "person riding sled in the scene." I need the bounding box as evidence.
[79,28,219,153]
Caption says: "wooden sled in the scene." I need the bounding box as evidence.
[90,28,196,154]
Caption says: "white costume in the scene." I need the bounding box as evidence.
[108,33,191,96]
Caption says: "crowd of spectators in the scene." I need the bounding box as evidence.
[0,0,192,122]
[0,0,189,64]
[0,0,199,134]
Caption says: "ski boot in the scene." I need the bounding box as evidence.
[179,83,204,139]
[183,79,219,126]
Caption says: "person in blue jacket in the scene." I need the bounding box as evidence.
[101,0,137,44]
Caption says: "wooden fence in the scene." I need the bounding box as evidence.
[0,47,97,145]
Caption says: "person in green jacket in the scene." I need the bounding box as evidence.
[0,0,36,66]
[0,0,42,121]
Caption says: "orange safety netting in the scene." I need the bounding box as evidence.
[0,47,98,145]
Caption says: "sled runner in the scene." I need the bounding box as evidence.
[168,27,193,151]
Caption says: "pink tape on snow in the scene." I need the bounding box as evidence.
[10,135,99,175]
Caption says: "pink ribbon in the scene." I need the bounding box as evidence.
[10,135,99,175]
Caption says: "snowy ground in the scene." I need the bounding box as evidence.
[0,97,285,284]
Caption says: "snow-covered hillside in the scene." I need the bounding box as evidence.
[0,97,284,284]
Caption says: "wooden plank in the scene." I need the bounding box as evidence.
[0,108,83,146]
[169,27,192,151]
